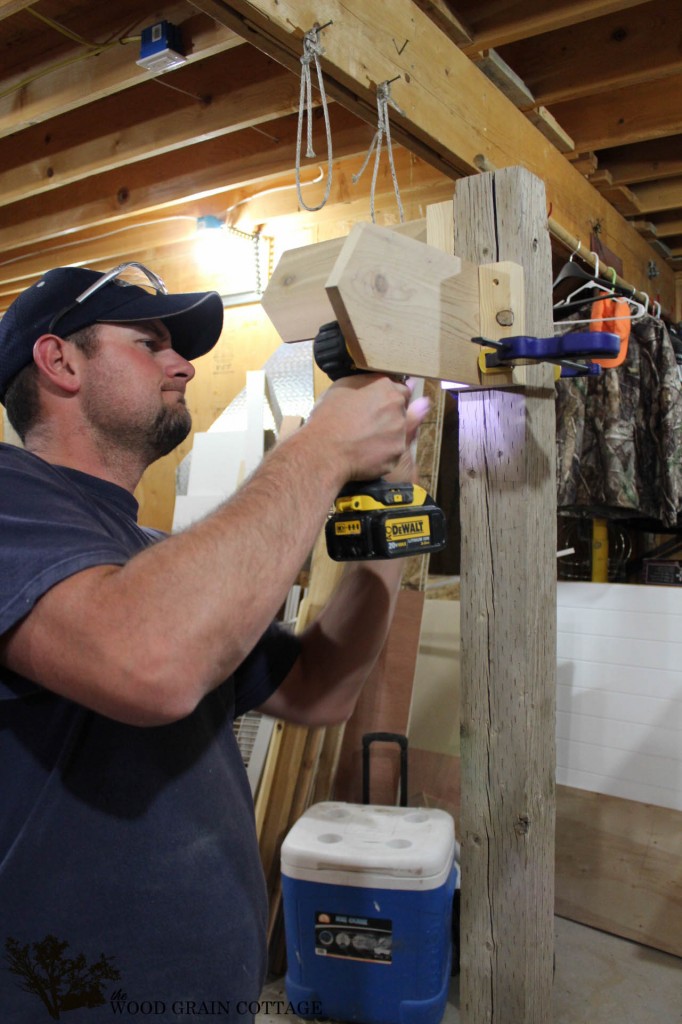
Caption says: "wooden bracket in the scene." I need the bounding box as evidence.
[261,222,529,389]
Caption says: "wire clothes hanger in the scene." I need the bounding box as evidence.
[552,242,611,315]
[553,252,646,326]
[552,240,594,289]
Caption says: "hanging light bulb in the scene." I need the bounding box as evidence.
[195,217,270,304]
[195,216,228,272]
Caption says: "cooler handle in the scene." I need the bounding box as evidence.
[361,732,408,807]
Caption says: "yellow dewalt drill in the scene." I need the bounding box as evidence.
[314,321,447,562]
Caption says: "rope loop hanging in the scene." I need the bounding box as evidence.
[353,79,405,224]
[295,23,334,213]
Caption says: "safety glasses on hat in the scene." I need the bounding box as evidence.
[48,262,168,334]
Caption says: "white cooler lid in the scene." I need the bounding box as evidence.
[281,802,456,891]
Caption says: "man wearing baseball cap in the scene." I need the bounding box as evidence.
[0,264,427,1019]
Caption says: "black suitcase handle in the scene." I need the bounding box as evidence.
[361,732,408,807]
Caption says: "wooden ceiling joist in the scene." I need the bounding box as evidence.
[0,217,200,292]
[412,0,472,46]
[568,152,599,176]
[632,176,682,216]
[0,0,34,20]
[600,138,682,186]
[551,73,682,152]
[587,170,641,217]
[1,50,305,209]
[0,11,242,139]
[497,0,680,107]
[650,214,682,238]
[0,106,374,252]
[0,145,452,307]
[457,0,654,54]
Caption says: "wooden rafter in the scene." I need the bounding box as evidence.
[551,72,682,151]
[0,0,34,20]
[457,0,654,52]
[0,11,241,138]
[0,50,305,208]
[0,106,375,251]
[652,214,682,238]
[600,138,682,186]
[498,0,680,107]
[632,177,682,216]
[412,0,472,45]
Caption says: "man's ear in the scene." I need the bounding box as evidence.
[32,334,82,394]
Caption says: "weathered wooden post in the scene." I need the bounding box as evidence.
[453,166,557,1023]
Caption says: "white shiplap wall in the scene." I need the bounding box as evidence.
[556,582,682,811]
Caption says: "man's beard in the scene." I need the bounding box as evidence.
[144,402,192,461]
[83,392,192,466]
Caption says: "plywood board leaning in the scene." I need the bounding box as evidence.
[406,598,462,826]
[407,598,461,757]
[555,785,682,958]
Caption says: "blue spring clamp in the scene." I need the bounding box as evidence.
[473,331,622,377]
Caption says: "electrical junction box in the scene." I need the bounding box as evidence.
[136,22,187,73]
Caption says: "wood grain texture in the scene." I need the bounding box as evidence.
[326,222,483,382]
[454,167,557,1024]
[555,785,682,958]
[261,237,345,343]
[261,218,431,347]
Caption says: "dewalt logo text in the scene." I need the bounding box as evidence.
[386,515,429,540]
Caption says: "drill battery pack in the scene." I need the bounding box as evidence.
[325,479,447,562]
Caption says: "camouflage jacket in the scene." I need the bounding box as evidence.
[555,315,682,528]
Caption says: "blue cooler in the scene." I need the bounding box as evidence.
[280,801,459,1024]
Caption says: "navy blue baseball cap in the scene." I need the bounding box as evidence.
[0,265,224,403]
